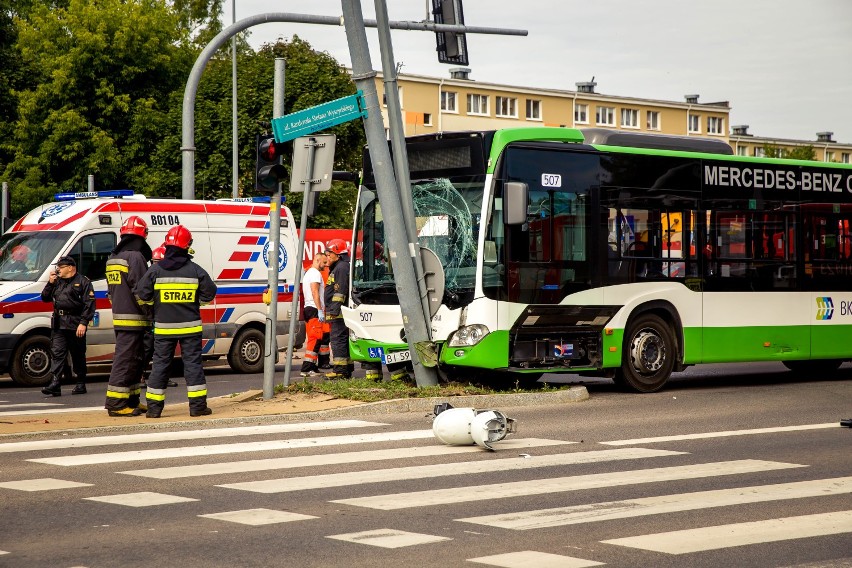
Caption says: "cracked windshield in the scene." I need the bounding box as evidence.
[353,177,484,307]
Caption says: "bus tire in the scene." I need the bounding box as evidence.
[10,334,53,387]
[782,359,842,375]
[228,327,264,374]
[619,314,675,393]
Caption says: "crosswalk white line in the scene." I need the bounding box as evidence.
[0,403,63,409]
[0,420,387,454]
[467,551,604,568]
[0,406,103,417]
[29,430,437,466]
[332,459,806,510]
[121,438,573,479]
[601,423,837,446]
[220,448,685,494]
[602,510,852,554]
[457,476,852,530]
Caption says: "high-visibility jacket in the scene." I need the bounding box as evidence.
[106,250,152,331]
[134,260,217,337]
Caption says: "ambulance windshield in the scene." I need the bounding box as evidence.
[0,232,72,281]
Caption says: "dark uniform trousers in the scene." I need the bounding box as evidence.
[329,317,354,377]
[145,334,206,415]
[104,330,145,411]
[363,360,411,382]
[49,330,87,384]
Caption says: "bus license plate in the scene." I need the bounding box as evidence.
[384,350,411,365]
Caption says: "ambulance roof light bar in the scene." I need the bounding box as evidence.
[54,189,135,201]
[216,196,287,204]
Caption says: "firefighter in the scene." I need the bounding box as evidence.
[135,225,217,418]
[139,244,178,389]
[104,216,153,416]
[323,239,353,379]
[40,256,95,396]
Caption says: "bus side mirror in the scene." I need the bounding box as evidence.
[504,182,528,225]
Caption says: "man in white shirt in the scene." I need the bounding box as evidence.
[300,252,328,377]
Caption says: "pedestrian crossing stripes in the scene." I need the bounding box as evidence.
[457,476,852,529]
[601,422,838,446]
[602,510,852,554]
[219,448,685,494]
[0,406,103,417]
[0,420,387,454]
[122,438,572,479]
[331,460,806,510]
[28,429,438,466]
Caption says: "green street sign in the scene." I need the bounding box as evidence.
[271,91,368,143]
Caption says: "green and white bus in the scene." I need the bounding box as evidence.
[342,127,852,392]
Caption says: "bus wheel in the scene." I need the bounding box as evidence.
[11,335,53,387]
[228,328,265,374]
[620,314,675,393]
[782,359,842,375]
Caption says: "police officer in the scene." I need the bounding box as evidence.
[135,225,217,418]
[323,239,353,379]
[40,256,95,396]
[103,216,153,416]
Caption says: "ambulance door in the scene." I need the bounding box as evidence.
[65,231,117,361]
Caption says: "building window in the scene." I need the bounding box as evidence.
[381,86,403,108]
[596,106,615,126]
[574,103,588,124]
[496,96,518,118]
[688,114,700,133]
[621,108,639,128]
[423,113,432,126]
[842,153,850,164]
[440,91,457,112]
[826,151,835,162]
[526,99,541,121]
[754,147,765,157]
[467,93,489,115]
[646,111,660,131]
[737,146,748,156]
[707,116,724,135]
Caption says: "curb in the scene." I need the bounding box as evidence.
[0,387,589,439]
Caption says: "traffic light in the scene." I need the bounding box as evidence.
[255,134,287,193]
[432,0,468,65]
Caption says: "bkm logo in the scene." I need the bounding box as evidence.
[816,297,834,320]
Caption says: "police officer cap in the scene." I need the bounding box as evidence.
[55,256,76,267]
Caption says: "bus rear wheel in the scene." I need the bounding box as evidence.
[619,314,675,393]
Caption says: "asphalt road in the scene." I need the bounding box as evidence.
[0,363,849,567]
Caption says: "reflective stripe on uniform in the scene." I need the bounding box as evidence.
[146,388,166,401]
[106,259,130,268]
[333,356,353,366]
[114,319,150,327]
[154,277,199,289]
[154,325,203,335]
[332,293,345,302]
[187,384,207,398]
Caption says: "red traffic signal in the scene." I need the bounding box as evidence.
[255,134,287,193]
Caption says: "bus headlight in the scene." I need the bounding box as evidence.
[449,324,489,347]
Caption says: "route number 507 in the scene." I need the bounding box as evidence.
[360,312,373,322]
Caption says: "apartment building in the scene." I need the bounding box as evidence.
[370,68,851,162]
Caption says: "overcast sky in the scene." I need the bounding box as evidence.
[229,0,852,143]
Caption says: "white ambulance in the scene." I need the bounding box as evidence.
[0,190,303,387]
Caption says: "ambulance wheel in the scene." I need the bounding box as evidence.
[229,328,264,374]
[619,313,675,393]
[11,335,53,387]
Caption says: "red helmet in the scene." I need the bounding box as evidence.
[325,239,349,255]
[120,216,148,238]
[152,244,166,262]
[165,225,193,249]
[11,245,29,262]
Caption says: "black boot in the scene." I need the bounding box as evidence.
[41,377,62,397]
[71,383,87,395]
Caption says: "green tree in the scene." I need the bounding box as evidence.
[3,0,192,216]
[762,142,816,161]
